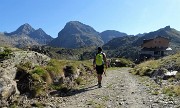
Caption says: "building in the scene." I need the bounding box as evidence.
[140,36,170,61]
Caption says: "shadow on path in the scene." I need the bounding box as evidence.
[50,84,98,97]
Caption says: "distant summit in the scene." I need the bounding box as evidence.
[100,30,127,43]
[3,23,53,46]
[29,28,53,44]
[5,23,35,36]
[49,21,104,48]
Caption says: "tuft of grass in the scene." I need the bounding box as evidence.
[75,77,84,85]
[16,61,33,72]
[0,47,12,59]
[175,72,180,80]
[162,85,180,96]
[32,66,46,76]
[151,90,160,95]
[131,60,160,76]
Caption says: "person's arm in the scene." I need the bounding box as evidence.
[93,54,96,69]
[102,53,107,76]
[103,53,108,68]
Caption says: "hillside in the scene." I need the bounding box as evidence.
[103,36,139,50]
[102,26,180,60]
[134,26,180,49]
[0,33,39,47]
[48,21,104,48]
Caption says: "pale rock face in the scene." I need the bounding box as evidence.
[0,50,50,101]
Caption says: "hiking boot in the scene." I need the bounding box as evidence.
[98,83,102,88]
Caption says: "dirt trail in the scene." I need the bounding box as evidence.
[56,68,177,108]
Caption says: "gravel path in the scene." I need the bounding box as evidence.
[53,67,179,108]
[17,67,179,108]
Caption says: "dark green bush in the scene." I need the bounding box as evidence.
[0,47,12,59]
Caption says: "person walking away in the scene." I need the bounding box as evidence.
[93,47,107,88]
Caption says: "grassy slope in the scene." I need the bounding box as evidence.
[131,53,180,96]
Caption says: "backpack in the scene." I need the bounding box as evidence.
[95,52,104,66]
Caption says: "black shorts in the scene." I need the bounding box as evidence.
[96,65,104,75]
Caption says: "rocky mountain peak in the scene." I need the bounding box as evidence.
[5,23,35,36]
[17,23,35,34]
[158,25,172,32]
[34,28,47,36]
[100,30,127,43]
[49,21,103,48]
[63,21,98,34]
[164,25,171,30]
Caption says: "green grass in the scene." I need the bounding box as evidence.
[162,85,180,96]
[0,47,12,59]
[151,90,160,95]
[131,60,160,76]
[131,53,180,77]
[75,77,84,85]
[131,53,180,98]
[15,55,95,97]
[32,66,46,76]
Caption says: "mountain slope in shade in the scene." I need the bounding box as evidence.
[0,33,39,47]
[103,35,139,50]
[49,21,104,48]
[29,28,53,44]
[100,30,127,43]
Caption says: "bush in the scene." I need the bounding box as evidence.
[32,67,46,76]
[0,47,12,59]
[162,85,180,96]
[75,77,84,85]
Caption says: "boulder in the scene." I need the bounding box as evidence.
[0,50,50,106]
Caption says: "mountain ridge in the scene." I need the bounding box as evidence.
[1,21,180,51]
[1,23,53,46]
[48,21,104,48]
[100,30,127,43]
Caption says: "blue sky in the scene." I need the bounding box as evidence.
[0,0,180,38]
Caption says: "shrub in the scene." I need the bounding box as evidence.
[75,77,84,85]
[32,67,46,76]
[162,85,180,96]
[175,72,180,80]
[0,47,12,59]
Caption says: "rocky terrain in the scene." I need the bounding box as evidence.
[0,47,179,107]
[0,49,50,106]
[1,67,179,108]
[48,68,179,108]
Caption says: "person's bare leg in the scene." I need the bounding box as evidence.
[98,74,102,87]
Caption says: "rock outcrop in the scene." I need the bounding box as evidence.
[0,50,50,106]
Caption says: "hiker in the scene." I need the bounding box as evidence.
[93,47,107,88]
